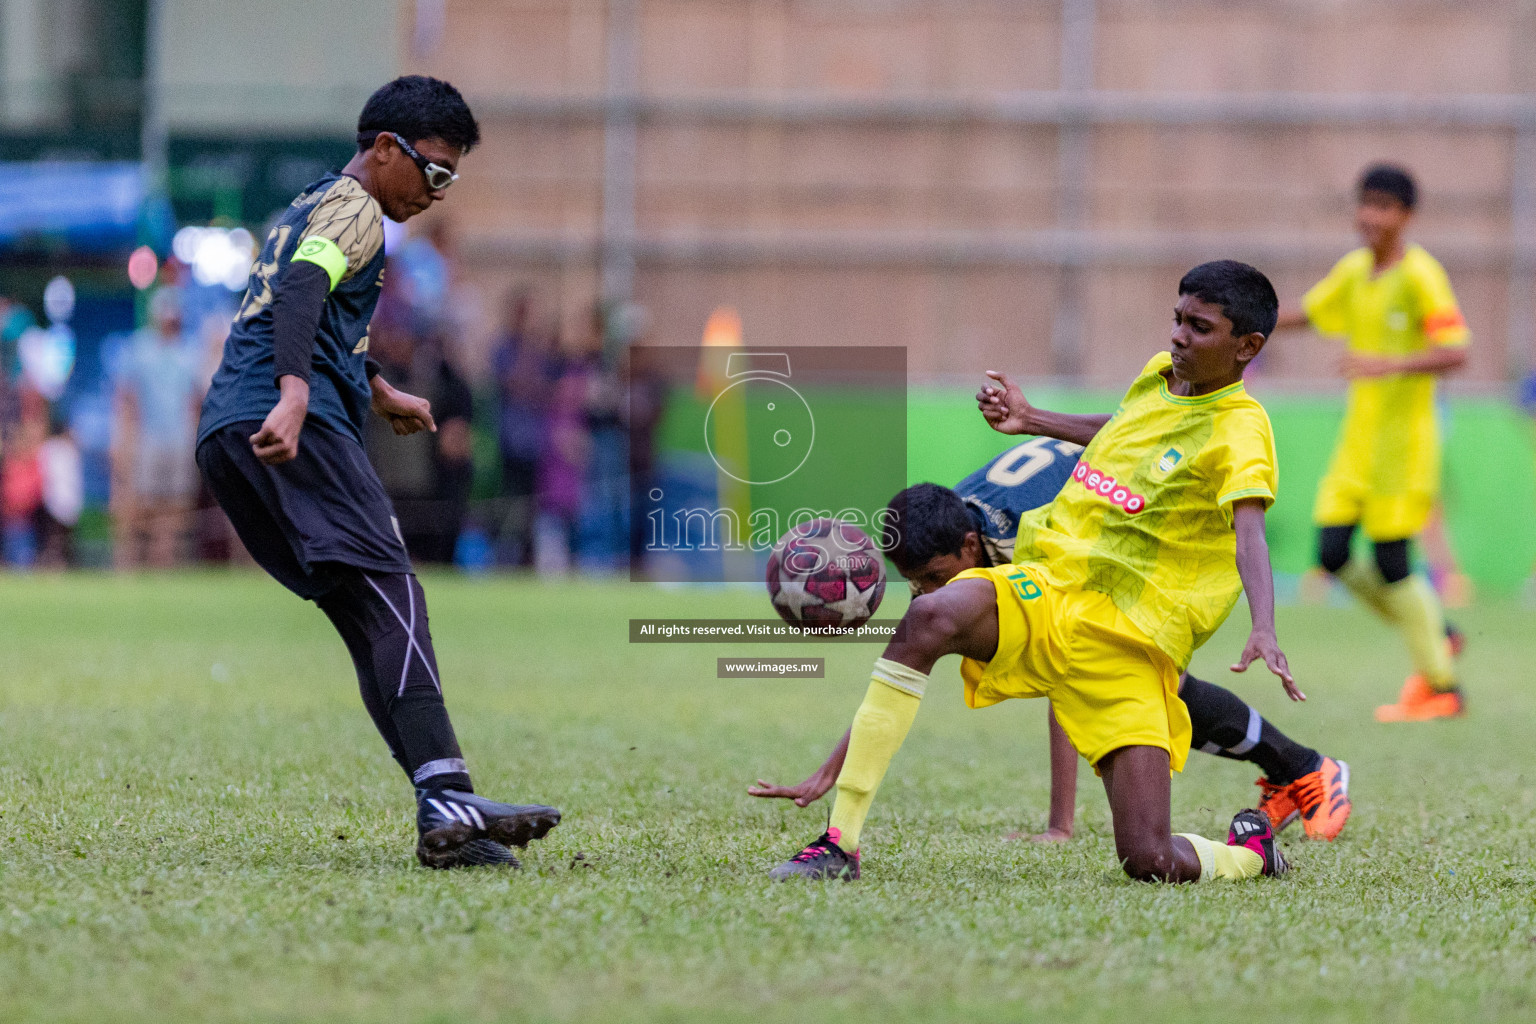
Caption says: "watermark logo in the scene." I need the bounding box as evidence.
[629,345,906,582]
[704,352,816,486]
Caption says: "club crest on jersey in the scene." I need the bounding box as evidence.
[1071,459,1147,514]
[1157,447,1184,474]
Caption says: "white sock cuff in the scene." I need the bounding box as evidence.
[872,657,928,698]
[413,758,468,785]
[1175,833,1214,882]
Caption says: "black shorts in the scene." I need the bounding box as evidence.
[196,421,413,600]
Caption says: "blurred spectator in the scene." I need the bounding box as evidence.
[0,294,31,464]
[2,386,48,565]
[577,302,632,572]
[490,288,551,566]
[365,317,475,564]
[111,287,200,568]
[0,294,36,383]
[394,219,485,344]
[625,339,667,575]
[17,276,77,402]
[188,303,250,565]
[395,219,452,334]
[36,414,82,568]
[534,328,593,575]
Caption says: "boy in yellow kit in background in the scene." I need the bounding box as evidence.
[769,261,1301,884]
[1275,165,1468,721]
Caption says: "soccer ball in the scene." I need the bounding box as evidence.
[766,518,887,628]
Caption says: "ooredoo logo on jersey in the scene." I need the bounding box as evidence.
[1071,459,1147,514]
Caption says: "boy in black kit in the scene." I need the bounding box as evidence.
[197,76,559,869]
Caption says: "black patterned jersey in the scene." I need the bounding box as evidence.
[955,437,1084,566]
[907,439,1082,597]
[199,173,386,445]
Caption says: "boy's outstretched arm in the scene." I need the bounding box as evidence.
[976,371,1110,447]
[749,728,849,806]
[1272,306,1310,331]
[1041,707,1078,839]
[1229,499,1304,701]
[1342,345,1467,379]
[1008,707,1078,842]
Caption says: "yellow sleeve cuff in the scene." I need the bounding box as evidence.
[1216,488,1277,521]
[1218,487,1275,511]
[291,235,348,291]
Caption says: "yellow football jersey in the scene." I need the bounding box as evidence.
[1303,244,1469,512]
[1012,352,1277,669]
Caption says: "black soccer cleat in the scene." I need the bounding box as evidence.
[416,789,561,869]
[769,829,860,881]
[429,838,523,869]
[1227,808,1289,877]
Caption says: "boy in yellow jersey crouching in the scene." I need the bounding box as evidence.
[769,261,1300,884]
[1275,165,1468,721]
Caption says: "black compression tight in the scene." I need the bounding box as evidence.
[316,570,472,792]
[1181,673,1321,786]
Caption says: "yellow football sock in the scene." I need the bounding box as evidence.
[1383,575,1456,690]
[827,659,926,853]
[1175,833,1263,881]
[1336,560,1397,623]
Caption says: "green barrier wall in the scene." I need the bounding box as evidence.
[907,387,1536,593]
[654,385,1536,592]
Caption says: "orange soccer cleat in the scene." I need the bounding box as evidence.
[1375,675,1465,723]
[1255,777,1299,833]
[1287,757,1352,841]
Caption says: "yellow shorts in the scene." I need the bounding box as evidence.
[1313,471,1434,541]
[953,564,1190,771]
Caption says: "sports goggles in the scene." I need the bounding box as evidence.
[359,131,459,191]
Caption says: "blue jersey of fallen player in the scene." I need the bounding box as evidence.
[955,436,1084,565]
[199,172,386,446]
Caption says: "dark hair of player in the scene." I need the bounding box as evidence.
[1358,163,1417,211]
[880,483,974,570]
[1177,259,1279,340]
[357,75,481,153]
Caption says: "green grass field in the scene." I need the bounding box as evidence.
[2,572,1534,1023]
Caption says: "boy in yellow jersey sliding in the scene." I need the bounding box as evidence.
[769,261,1300,883]
[1274,165,1469,721]
[750,461,1351,844]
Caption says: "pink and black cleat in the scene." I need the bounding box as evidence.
[769,828,861,880]
[1227,808,1289,877]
